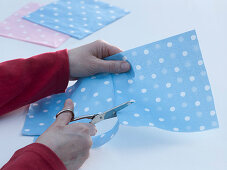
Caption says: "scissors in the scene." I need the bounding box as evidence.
[56,101,134,124]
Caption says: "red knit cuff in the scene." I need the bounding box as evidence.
[55,49,70,93]
[24,143,66,170]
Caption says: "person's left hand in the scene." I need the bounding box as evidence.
[68,40,130,79]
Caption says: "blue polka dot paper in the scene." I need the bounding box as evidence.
[22,30,218,148]
[23,0,129,39]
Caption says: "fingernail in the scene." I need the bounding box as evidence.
[120,62,130,72]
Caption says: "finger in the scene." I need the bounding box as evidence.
[95,59,131,73]
[91,40,123,59]
[70,123,97,136]
[54,99,74,126]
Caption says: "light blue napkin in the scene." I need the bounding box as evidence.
[23,0,129,39]
[22,30,218,148]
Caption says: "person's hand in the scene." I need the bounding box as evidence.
[36,99,96,170]
[68,40,130,79]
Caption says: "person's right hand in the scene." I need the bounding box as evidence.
[36,99,97,170]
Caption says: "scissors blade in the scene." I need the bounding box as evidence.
[90,100,134,124]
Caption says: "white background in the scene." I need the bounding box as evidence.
[0,0,227,169]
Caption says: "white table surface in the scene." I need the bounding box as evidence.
[0,0,227,169]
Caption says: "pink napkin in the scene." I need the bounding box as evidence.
[0,3,70,48]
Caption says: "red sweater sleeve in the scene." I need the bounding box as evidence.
[0,50,69,169]
[0,49,69,116]
[1,143,66,170]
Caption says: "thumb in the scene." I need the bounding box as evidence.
[95,59,130,74]
[54,99,74,126]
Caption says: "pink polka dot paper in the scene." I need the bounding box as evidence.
[0,3,70,48]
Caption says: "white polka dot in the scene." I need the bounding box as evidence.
[107,98,112,102]
[151,74,157,79]
[204,85,210,91]
[159,58,164,63]
[170,107,175,112]
[100,134,105,138]
[155,97,161,102]
[43,110,48,112]
[210,110,216,116]
[33,103,38,106]
[130,99,136,103]
[149,122,154,126]
[68,12,72,15]
[81,88,86,92]
[40,14,44,17]
[139,75,145,80]
[200,126,205,131]
[93,92,99,97]
[121,56,127,61]
[98,23,103,26]
[159,118,165,122]
[74,102,77,107]
[180,92,186,97]
[128,79,133,84]
[136,65,141,70]
[184,116,190,121]
[134,113,140,117]
[173,128,179,131]
[189,76,195,82]
[144,49,149,55]
[56,100,61,104]
[84,107,89,112]
[174,67,180,72]
[182,51,188,56]
[29,115,34,118]
[116,90,122,94]
[91,76,96,79]
[67,6,72,9]
[191,35,196,40]
[144,108,150,112]
[141,88,147,93]
[167,42,172,47]
[55,26,59,29]
[198,60,203,65]
[104,81,110,85]
[54,13,59,16]
[24,129,30,132]
[39,123,45,126]
[166,83,171,88]
[97,16,102,19]
[195,101,200,106]
[122,121,128,125]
